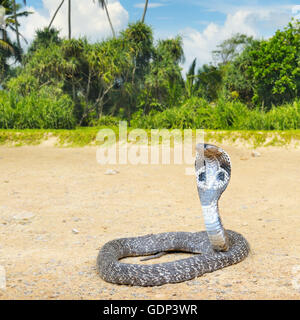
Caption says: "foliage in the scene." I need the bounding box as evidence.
[142,36,184,114]
[26,27,62,57]
[212,33,255,65]
[1,17,300,130]
[10,36,132,124]
[2,127,300,148]
[0,0,31,81]
[0,36,20,82]
[222,41,260,106]
[0,0,32,58]
[0,89,75,129]
[222,21,300,108]
[120,22,153,78]
[131,97,300,130]
[194,64,223,101]
[247,20,300,107]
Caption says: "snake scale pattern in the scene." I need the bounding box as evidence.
[97,143,249,286]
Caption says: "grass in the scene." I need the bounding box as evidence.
[0,129,48,146]
[0,127,117,147]
[1,127,300,148]
[205,130,300,148]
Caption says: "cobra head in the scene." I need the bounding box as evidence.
[195,143,231,206]
[195,143,231,251]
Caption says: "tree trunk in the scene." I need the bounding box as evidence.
[141,0,149,23]
[48,0,65,29]
[12,0,21,51]
[103,1,115,38]
[68,0,71,39]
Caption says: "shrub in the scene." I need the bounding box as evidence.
[87,115,121,127]
[0,90,75,129]
[131,97,300,130]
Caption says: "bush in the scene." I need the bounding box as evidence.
[87,115,121,127]
[0,90,75,129]
[131,97,300,130]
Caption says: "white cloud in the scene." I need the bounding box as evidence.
[15,0,129,47]
[292,5,300,20]
[134,3,166,9]
[180,7,294,74]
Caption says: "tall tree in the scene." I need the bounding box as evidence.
[12,0,27,52]
[195,64,223,102]
[50,1,116,40]
[94,0,115,38]
[212,33,254,65]
[247,20,300,107]
[48,0,71,39]
[141,0,149,23]
[48,0,64,29]
[0,5,12,51]
[0,3,23,82]
[184,58,197,98]
[68,0,71,39]
[0,1,30,61]
[27,27,62,57]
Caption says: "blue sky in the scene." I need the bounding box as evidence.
[17,0,300,71]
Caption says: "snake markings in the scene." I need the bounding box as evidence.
[97,143,249,286]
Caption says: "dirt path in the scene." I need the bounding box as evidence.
[0,144,300,299]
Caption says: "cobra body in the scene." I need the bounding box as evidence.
[97,143,249,286]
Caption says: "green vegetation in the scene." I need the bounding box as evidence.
[0,89,75,129]
[131,98,300,130]
[0,1,299,133]
[1,128,300,148]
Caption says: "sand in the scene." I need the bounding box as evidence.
[0,144,300,300]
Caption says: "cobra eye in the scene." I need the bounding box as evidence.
[217,171,225,181]
[198,172,206,182]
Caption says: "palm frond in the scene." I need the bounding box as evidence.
[8,24,28,44]
[0,38,14,54]
[187,58,197,78]
[93,0,106,9]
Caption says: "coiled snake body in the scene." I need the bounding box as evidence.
[97,144,249,286]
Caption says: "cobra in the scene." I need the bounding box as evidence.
[97,143,249,286]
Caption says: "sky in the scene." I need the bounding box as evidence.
[11,0,300,73]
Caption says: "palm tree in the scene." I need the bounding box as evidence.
[141,0,149,23]
[0,5,11,51]
[48,0,71,39]
[68,0,71,39]
[12,0,27,51]
[49,1,115,40]
[48,0,64,29]
[94,0,115,38]
[0,2,30,56]
[49,0,119,40]
[0,4,23,81]
[184,58,197,98]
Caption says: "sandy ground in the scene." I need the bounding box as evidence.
[0,143,300,300]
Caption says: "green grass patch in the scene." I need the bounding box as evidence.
[0,129,49,146]
[1,128,300,148]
